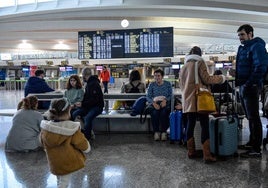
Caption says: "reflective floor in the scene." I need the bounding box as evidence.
[0,90,268,188]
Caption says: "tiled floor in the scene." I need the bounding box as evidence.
[0,90,268,188]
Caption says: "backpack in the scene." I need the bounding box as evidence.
[130,96,153,124]
[125,82,141,107]
[128,82,141,93]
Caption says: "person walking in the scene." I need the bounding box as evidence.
[236,24,268,158]
[100,65,110,93]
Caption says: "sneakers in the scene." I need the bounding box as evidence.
[154,132,167,141]
[91,130,96,140]
[238,141,252,150]
[161,133,167,141]
[240,150,262,158]
[154,132,160,141]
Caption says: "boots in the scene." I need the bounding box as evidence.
[202,139,216,163]
[187,137,197,159]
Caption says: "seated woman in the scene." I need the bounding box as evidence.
[64,74,84,115]
[5,96,44,152]
[147,68,172,141]
[113,70,146,110]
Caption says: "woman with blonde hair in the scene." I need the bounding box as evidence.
[5,96,44,152]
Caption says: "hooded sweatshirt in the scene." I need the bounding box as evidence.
[40,120,90,175]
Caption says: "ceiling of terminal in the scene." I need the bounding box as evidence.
[0,0,268,57]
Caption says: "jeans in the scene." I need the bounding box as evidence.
[239,85,262,152]
[186,112,209,144]
[72,106,103,140]
[102,81,108,93]
[150,107,170,133]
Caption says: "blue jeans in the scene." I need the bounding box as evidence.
[186,112,209,144]
[239,85,262,152]
[150,107,170,133]
[102,81,108,93]
[72,106,103,140]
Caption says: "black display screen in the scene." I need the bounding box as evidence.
[78,27,173,59]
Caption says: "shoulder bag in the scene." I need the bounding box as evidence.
[195,61,216,113]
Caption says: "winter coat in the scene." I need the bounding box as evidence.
[5,109,44,152]
[179,54,225,113]
[24,76,54,97]
[236,37,268,88]
[82,76,104,111]
[40,120,91,175]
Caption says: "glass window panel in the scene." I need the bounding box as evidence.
[17,0,35,5]
[38,0,54,2]
[0,0,15,7]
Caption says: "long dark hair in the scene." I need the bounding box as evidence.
[129,70,141,82]
[189,46,202,56]
[66,74,83,90]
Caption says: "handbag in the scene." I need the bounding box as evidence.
[196,89,216,113]
[195,61,216,113]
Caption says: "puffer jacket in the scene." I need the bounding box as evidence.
[40,120,91,175]
[82,75,104,110]
[236,37,268,88]
[179,54,225,113]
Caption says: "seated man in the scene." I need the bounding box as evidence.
[24,69,54,109]
[72,67,104,140]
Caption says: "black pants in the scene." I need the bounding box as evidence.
[186,112,209,144]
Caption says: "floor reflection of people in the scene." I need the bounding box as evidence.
[5,151,51,187]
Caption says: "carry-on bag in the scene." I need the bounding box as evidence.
[169,110,183,142]
[210,80,238,156]
[209,116,238,156]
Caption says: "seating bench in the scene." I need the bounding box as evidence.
[95,111,151,132]
[0,109,17,117]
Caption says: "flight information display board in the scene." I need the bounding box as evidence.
[78,27,173,59]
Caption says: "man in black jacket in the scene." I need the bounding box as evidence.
[72,67,104,140]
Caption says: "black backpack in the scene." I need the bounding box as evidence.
[128,82,141,93]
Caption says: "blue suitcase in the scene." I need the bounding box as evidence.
[209,116,238,156]
[169,110,183,141]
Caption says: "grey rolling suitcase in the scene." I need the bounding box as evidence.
[210,80,238,157]
[209,116,238,156]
